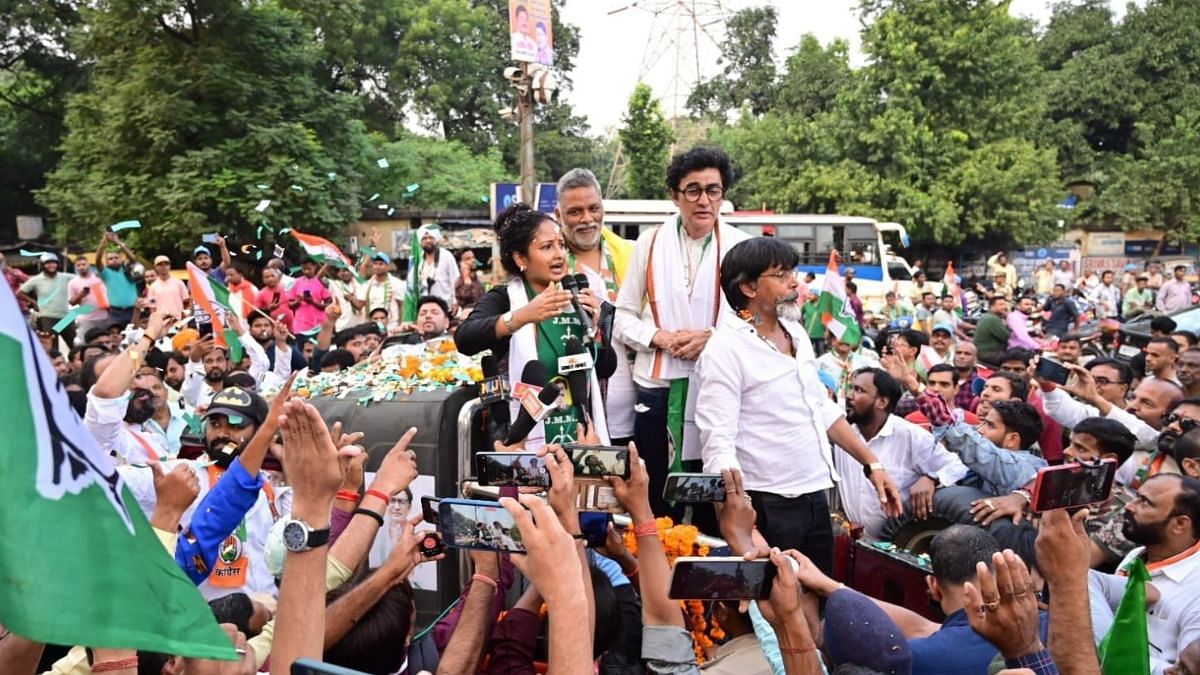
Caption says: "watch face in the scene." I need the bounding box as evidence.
[282,521,308,551]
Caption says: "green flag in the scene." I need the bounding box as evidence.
[1098,558,1152,675]
[404,224,440,322]
[0,286,234,659]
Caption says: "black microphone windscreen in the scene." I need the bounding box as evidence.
[481,353,499,378]
[521,360,548,388]
[573,273,590,290]
[560,275,578,291]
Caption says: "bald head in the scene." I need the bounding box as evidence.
[1127,378,1185,430]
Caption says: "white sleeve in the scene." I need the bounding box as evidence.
[182,360,206,409]
[273,344,294,381]
[240,332,269,382]
[696,344,743,473]
[1042,386,1097,431]
[84,389,131,458]
[1105,405,1160,450]
[613,231,659,352]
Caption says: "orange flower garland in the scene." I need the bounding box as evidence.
[622,516,721,662]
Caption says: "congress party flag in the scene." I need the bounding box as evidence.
[1098,558,1151,675]
[0,284,234,659]
[808,251,863,346]
[290,229,354,270]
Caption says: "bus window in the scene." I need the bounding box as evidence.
[888,262,912,281]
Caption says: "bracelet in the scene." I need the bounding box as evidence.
[1013,489,1033,505]
[472,573,499,590]
[779,645,817,655]
[335,490,360,503]
[92,657,139,672]
[364,488,390,504]
[353,508,384,527]
[632,521,659,538]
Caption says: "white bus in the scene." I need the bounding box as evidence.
[602,201,916,310]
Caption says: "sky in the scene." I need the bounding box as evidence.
[558,0,1139,135]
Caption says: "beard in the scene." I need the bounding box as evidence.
[776,294,804,323]
[845,404,871,426]
[205,437,243,468]
[1159,429,1181,456]
[124,389,156,425]
[1123,512,1169,546]
[204,368,226,384]
[421,243,436,254]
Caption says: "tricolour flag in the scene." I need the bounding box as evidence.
[290,229,354,269]
[0,284,234,658]
[186,262,242,361]
[1099,558,1151,675]
[809,251,863,346]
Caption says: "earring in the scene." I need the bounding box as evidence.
[519,265,526,273]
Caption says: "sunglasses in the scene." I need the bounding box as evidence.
[1163,413,1200,433]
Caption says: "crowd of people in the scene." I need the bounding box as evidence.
[2,145,1198,675]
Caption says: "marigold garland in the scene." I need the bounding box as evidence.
[622,516,720,662]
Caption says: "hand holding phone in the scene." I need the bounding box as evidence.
[1031,459,1116,513]
[477,452,550,488]
[664,473,726,503]
[668,557,776,600]
[438,498,526,553]
[1034,357,1071,386]
[563,444,630,479]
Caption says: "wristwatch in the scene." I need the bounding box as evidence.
[281,519,331,553]
[863,462,886,479]
[501,311,516,333]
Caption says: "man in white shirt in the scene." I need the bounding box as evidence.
[1089,474,1200,675]
[1052,260,1076,290]
[837,367,968,538]
[816,332,880,402]
[328,265,365,331]
[1089,269,1122,320]
[615,147,751,517]
[415,225,459,310]
[358,252,406,330]
[697,236,902,573]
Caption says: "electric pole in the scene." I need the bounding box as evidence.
[503,63,556,204]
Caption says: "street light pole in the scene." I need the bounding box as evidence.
[516,62,535,204]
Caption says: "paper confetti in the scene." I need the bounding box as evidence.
[328,172,337,181]
[291,184,304,192]
[256,226,264,239]
[110,220,142,232]
[378,204,389,210]
[377,158,389,169]
[255,199,271,213]
[278,227,291,235]
[387,208,395,216]
[19,249,41,257]
[274,245,286,258]
[367,193,380,202]
[256,183,270,190]
[406,183,420,193]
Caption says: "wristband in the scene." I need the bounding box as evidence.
[779,645,817,655]
[632,521,659,538]
[353,508,384,527]
[92,658,139,673]
[335,490,360,503]
[364,488,390,504]
[472,573,499,590]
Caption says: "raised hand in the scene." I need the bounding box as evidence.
[962,550,1044,660]
[369,427,419,497]
[279,398,358,519]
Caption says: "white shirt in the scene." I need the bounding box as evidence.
[1052,268,1075,289]
[1090,541,1200,675]
[358,275,406,327]
[419,248,460,308]
[328,278,364,331]
[181,332,268,409]
[615,221,750,389]
[83,389,170,463]
[120,460,292,600]
[834,416,968,538]
[697,313,844,496]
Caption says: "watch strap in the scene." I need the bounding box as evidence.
[307,527,331,549]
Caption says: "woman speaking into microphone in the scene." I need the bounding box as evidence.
[457,203,617,450]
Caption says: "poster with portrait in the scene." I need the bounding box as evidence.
[508,0,554,66]
[365,473,438,591]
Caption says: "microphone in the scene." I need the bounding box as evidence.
[479,354,509,440]
[560,274,594,339]
[563,336,593,433]
[503,361,558,445]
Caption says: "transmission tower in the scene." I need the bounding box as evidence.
[604,0,728,197]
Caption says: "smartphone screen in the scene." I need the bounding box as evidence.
[1035,358,1071,386]
[667,557,776,600]
[197,321,214,338]
[1032,459,1117,513]
[579,512,611,548]
[201,233,219,244]
[664,473,727,503]
[564,444,630,479]
[438,499,525,552]
[421,496,441,525]
[476,452,550,488]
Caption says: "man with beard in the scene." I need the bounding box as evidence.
[82,311,176,462]
[182,312,271,408]
[1046,363,1183,455]
[395,296,452,344]
[357,252,405,330]
[698,237,902,570]
[247,313,305,375]
[1006,295,1040,350]
[1090,474,1200,674]
[836,367,967,537]
[414,224,459,310]
[95,231,141,327]
[329,264,365,330]
[19,253,75,348]
[68,255,110,342]
[555,167,637,444]
[1179,349,1200,398]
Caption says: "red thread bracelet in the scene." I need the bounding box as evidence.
[335,490,360,503]
[472,573,499,590]
[364,488,390,504]
[632,521,658,538]
[92,657,139,672]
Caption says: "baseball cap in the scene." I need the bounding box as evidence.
[932,322,954,336]
[39,252,58,263]
[193,245,212,257]
[203,386,268,427]
[823,588,912,674]
[371,251,391,264]
[153,255,171,265]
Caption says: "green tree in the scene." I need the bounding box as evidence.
[687,6,779,117]
[619,83,675,199]
[368,132,511,210]
[38,0,370,253]
[774,35,853,119]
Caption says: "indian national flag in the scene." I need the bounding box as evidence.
[0,284,235,658]
[291,229,354,269]
[811,251,863,346]
[186,262,241,360]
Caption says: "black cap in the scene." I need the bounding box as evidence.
[203,386,269,427]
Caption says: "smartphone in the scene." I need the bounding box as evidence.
[438,498,525,552]
[420,496,441,525]
[664,473,726,503]
[1031,459,1117,513]
[1035,357,1071,386]
[667,557,776,600]
[579,512,612,548]
[563,444,630,479]
[201,233,219,244]
[476,452,550,488]
[197,321,214,338]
